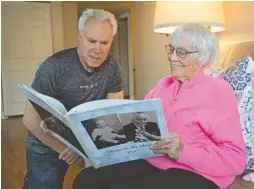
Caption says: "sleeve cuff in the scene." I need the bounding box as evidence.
[108,87,123,93]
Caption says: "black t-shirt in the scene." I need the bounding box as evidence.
[27,47,123,150]
[32,47,123,110]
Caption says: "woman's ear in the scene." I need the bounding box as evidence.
[78,32,82,39]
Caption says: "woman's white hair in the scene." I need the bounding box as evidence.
[171,23,219,66]
[78,9,118,36]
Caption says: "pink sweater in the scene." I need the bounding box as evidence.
[145,71,247,189]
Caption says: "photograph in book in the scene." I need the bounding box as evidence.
[82,114,127,150]
[82,111,161,150]
[69,100,169,168]
[118,111,161,143]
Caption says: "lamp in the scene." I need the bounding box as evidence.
[153,1,225,34]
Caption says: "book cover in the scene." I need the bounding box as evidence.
[18,84,169,168]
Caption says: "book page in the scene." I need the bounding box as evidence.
[66,99,169,168]
[67,99,138,116]
[49,130,89,161]
[18,84,68,125]
[50,130,92,168]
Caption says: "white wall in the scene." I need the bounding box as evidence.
[134,2,169,99]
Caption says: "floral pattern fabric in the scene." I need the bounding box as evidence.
[206,56,254,170]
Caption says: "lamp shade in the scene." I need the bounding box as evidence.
[153,1,225,34]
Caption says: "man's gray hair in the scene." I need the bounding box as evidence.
[171,23,219,66]
[78,9,118,36]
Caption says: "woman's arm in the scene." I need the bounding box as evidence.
[177,83,247,177]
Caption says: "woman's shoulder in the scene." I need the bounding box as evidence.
[155,76,175,88]
[144,76,175,99]
[205,75,236,104]
[207,75,234,93]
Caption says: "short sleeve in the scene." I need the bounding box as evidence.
[107,58,123,93]
[31,58,59,98]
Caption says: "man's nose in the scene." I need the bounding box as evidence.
[95,42,102,53]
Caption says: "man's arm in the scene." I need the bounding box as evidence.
[107,90,124,99]
[23,102,67,153]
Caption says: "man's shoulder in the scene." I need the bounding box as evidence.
[46,47,77,65]
[147,122,158,125]
[105,55,117,64]
[146,122,159,128]
[123,123,134,129]
[38,47,78,71]
[51,47,77,60]
[101,55,119,70]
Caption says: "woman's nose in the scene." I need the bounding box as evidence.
[170,50,178,61]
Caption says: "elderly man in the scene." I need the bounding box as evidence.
[120,112,160,142]
[73,24,246,189]
[22,9,123,189]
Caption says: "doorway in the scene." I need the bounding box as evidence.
[110,12,134,99]
[1,2,53,116]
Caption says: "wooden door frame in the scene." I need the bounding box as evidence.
[118,12,134,100]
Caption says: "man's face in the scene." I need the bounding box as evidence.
[132,113,148,128]
[78,18,113,71]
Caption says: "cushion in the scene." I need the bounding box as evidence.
[212,41,254,68]
[206,56,254,171]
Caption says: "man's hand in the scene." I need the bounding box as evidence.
[150,133,183,160]
[40,116,61,132]
[59,147,85,168]
[140,131,161,141]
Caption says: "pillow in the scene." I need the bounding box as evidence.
[206,56,254,171]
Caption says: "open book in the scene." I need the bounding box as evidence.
[18,84,169,168]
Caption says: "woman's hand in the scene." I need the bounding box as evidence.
[150,133,184,160]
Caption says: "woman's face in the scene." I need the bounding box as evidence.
[166,40,202,82]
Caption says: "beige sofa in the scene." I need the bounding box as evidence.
[215,41,254,68]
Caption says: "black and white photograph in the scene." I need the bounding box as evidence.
[81,114,128,149]
[82,111,161,150]
[118,111,161,143]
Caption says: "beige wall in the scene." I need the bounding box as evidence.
[134,2,169,99]
[78,1,133,14]
[134,1,254,99]
[50,2,64,52]
[50,1,78,52]
[217,1,254,45]
[62,2,78,49]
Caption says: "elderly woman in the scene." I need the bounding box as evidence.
[73,23,247,189]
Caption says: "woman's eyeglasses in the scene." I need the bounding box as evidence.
[165,45,198,59]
